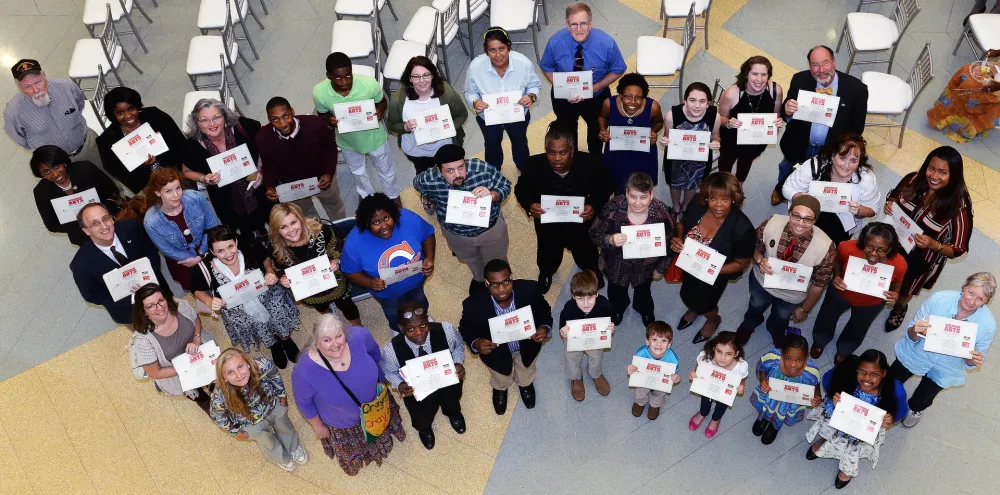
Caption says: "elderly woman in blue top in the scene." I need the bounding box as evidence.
[889,271,996,428]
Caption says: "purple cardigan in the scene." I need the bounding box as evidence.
[291,326,385,428]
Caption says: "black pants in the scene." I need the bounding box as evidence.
[888,359,944,413]
[535,222,600,279]
[551,89,610,155]
[700,396,729,421]
[307,293,361,321]
[811,287,884,356]
[717,141,766,183]
[477,114,531,171]
[608,280,654,319]
[402,382,463,431]
[406,154,438,175]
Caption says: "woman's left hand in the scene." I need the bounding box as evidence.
[404,119,417,132]
[848,201,861,216]
[652,270,664,281]
[179,256,202,267]
[913,233,934,249]
[422,258,434,276]
[263,272,278,285]
[736,383,744,395]
[773,118,785,129]
[883,290,898,306]
[185,342,200,354]
[882,413,894,427]
[329,259,340,272]
[832,392,841,405]
[967,350,984,367]
[280,398,288,407]
[530,327,548,343]
[517,95,533,107]
[708,140,721,151]
[203,172,222,185]
[810,394,823,408]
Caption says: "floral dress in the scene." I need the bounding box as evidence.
[806,388,885,477]
[749,349,821,429]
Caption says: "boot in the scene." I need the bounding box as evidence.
[282,338,300,363]
[269,342,288,369]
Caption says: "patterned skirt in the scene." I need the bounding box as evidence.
[220,284,299,352]
[805,407,885,478]
[749,388,809,429]
[320,392,407,476]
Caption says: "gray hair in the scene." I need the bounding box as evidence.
[184,98,239,140]
[963,272,997,303]
[306,314,350,350]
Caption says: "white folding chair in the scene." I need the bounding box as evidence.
[444,0,489,53]
[187,6,253,104]
[837,0,920,74]
[352,28,384,89]
[863,41,932,147]
[637,4,696,102]
[336,0,398,23]
[412,0,462,81]
[83,0,152,54]
[198,0,264,60]
[332,9,384,59]
[953,13,1000,59]
[70,5,144,88]
[490,0,542,61]
[182,55,243,134]
[385,14,439,91]
[84,66,112,134]
[661,0,710,50]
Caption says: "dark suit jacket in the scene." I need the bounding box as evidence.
[96,106,187,194]
[70,218,163,324]
[779,70,868,165]
[33,160,121,246]
[459,280,554,375]
[514,151,614,226]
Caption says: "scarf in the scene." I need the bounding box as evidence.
[212,252,270,323]
[202,125,257,216]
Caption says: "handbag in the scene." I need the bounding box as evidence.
[665,255,683,283]
[319,354,391,444]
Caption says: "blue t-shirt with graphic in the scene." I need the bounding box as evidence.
[341,209,435,299]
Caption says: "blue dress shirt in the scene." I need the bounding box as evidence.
[463,51,542,117]
[539,28,627,95]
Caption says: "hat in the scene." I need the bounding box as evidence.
[790,194,821,219]
[433,144,466,165]
[11,59,42,80]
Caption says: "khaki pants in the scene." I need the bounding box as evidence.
[442,211,509,282]
[341,141,401,198]
[634,387,667,408]
[292,179,346,220]
[488,351,537,389]
[565,347,604,380]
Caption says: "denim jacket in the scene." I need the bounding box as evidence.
[143,190,220,261]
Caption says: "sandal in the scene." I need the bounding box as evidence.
[884,303,908,332]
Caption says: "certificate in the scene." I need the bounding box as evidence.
[763,259,813,292]
[768,378,814,406]
[284,255,337,301]
[666,129,711,161]
[206,143,256,187]
[736,113,778,145]
[675,237,726,285]
[808,181,853,214]
[377,261,423,286]
[216,269,267,308]
[487,306,536,344]
[444,190,491,228]
[413,104,457,146]
[539,195,584,224]
[842,256,893,299]
[621,223,667,260]
[482,91,526,126]
[689,361,741,406]
[276,177,320,202]
[829,393,886,445]
[609,126,652,152]
[172,341,221,392]
[102,257,158,302]
[628,356,675,393]
[553,71,593,99]
[885,206,922,253]
[565,317,612,352]
[50,187,100,224]
[792,90,840,127]
[400,350,460,401]
[333,99,379,133]
[111,123,169,172]
[923,315,978,359]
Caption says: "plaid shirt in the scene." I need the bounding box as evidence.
[413,158,511,237]
[754,218,837,287]
[589,195,675,286]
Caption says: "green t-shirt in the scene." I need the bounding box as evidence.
[312,75,387,153]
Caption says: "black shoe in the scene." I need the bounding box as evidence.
[806,445,818,460]
[519,383,536,409]
[677,316,695,330]
[692,331,711,344]
[538,275,553,295]
[761,423,779,445]
[834,474,852,489]
[418,429,435,450]
[612,313,624,326]
[269,343,288,369]
[885,303,908,332]
[492,388,508,415]
[752,417,768,436]
[282,338,300,364]
[641,313,655,327]
[448,413,466,434]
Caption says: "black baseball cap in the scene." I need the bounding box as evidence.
[11,59,42,80]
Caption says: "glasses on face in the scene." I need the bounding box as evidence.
[568,21,591,30]
[84,215,114,230]
[789,213,816,225]
[401,307,426,319]
[409,73,433,82]
[856,368,881,379]
[486,278,512,289]
[810,60,833,70]
[144,298,168,311]
[197,115,224,125]
[863,245,888,255]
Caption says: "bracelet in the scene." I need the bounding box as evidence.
[936,242,945,254]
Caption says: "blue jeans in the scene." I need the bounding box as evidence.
[775,144,822,192]
[376,281,429,333]
[737,275,799,347]
[477,111,531,171]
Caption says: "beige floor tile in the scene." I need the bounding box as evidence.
[387,431,497,495]
[0,417,34,495]
[290,453,445,495]
[236,468,331,495]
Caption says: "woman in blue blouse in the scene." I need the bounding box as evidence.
[890,272,996,428]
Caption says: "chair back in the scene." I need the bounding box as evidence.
[99,5,123,70]
[439,0,460,44]
[893,0,920,37]
[906,41,933,101]
[679,4,697,59]
[90,65,110,131]
[711,77,724,106]
[464,0,489,21]
[374,26,383,83]
[221,1,238,66]
[234,0,249,23]
[426,9,440,57]
[217,54,232,107]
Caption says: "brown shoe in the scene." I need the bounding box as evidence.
[771,189,783,206]
[593,375,611,396]
[632,402,644,417]
[809,345,823,360]
[571,379,585,401]
[647,406,661,420]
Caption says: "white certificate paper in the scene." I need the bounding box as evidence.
[886,206,922,253]
[842,256,893,299]
[216,269,267,308]
[689,361,741,406]
[923,315,978,359]
[50,187,100,224]
[333,99,379,133]
[276,177,320,202]
[609,126,652,152]
[553,71,593,99]
[377,261,423,286]
[539,195,584,224]
[666,129,711,161]
[621,223,668,260]
[809,181,853,214]
[565,317,612,352]
[736,113,778,145]
[628,356,676,393]
[206,143,256,187]
[285,255,337,301]
[487,306,536,345]
[172,341,221,392]
[675,237,726,285]
[103,258,158,302]
[400,350,460,401]
[768,378,814,406]
[482,91,526,126]
[111,123,169,172]
[445,190,491,228]
[763,259,813,292]
[413,104,457,145]
[829,393,886,445]
[792,90,840,127]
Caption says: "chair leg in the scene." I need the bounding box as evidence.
[189,74,200,91]
[887,43,899,75]
[846,48,856,74]
[659,0,664,19]
[246,3,265,30]
[532,26,540,62]
[952,28,968,55]
[897,108,912,148]
[258,0,268,15]
[121,48,144,74]
[442,45,451,82]
[86,24,96,38]
[836,24,847,52]
[703,11,710,50]
[678,69,685,104]
[237,48,254,71]
[239,21,260,59]
[151,0,159,7]
[457,30,469,56]
[662,16,668,38]
[110,65,125,87]
[229,67,251,103]
[385,0,400,21]
[540,0,548,25]
[123,13,150,54]
[466,20,473,56]
[133,0,154,23]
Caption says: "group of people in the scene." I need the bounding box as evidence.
[5,1,995,489]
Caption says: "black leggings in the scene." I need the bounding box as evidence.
[888,359,944,413]
[717,141,766,182]
[307,293,361,321]
[700,396,729,421]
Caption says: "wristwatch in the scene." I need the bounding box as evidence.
[528,93,537,103]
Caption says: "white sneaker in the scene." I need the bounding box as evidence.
[278,458,297,472]
[902,410,922,428]
[291,445,309,465]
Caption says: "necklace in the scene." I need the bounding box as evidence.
[620,98,642,125]
[58,181,75,192]
[742,87,766,113]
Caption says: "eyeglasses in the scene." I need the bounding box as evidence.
[144,299,168,311]
[486,278,512,289]
[789,213,816,225]
[84,215,114,229]
[409,73,433,82]
[197,115,224,125]
[856,369,882,379]
[863,245,888,255]
[401,307,425,319]
[568,21,591,30]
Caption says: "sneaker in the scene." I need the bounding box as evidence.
[902,410,922,428]
[278,458,297,472]
[291,445,308,465]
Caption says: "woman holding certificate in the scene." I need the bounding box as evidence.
[889,272,996,428]
[386,56,468,174]
[883,146,974,331]
[597,73,663,193]
[31,145,121,246]
[673,172,755,343]
[659,82,721,213]
[192,226,300,369]
[717,56,784,184]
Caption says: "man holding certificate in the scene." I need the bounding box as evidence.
[515,121,613,294]
[380,303,467,450]
[459,260,552,415]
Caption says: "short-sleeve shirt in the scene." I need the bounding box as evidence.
[134,312,197,365]
[835,240,907,307]
[312,75,387,154]
[340,209,435,300]
[634,345,679,372]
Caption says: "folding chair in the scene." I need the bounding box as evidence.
[410,0,463,81]
[837,0,920,74]
[332,9,384,59]
[953,13,1000,59]
[69,5,144,88]
[198,0,265,60]
[84,66,112,134]
[187,5,253,104]
[489,0,542,61]
[182,55,244,134]
[83,0,152,54]
[862,41,933,147]
[385,14,439,91]
[336,0,398,23]
[661,0,710,50]
[637,4,696,103]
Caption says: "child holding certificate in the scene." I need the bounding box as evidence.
[626,321,680,420]
[687,332,748,438]
[749,334,822,444]
[805,350,907,489]
[558,270,615,401]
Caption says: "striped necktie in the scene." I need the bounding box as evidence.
[573,44,584,72]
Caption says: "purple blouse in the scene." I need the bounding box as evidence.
[291,326,385,428]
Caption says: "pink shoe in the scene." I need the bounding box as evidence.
[705,420,721,438]
[689,413,705,431]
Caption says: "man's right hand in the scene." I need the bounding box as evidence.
[317,174,333,190]
[473,100,489,112]
[265,187,279,202]
[397,382,414,397]
[529,203,546,217]
[784,98,798,115]
[475,339,499,355]
[325,115,339,127]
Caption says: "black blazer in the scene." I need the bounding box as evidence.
[182,117,263,228]
[459,279,553,375]
[680,199,756,284]
[33,160,121,246]
[96,106,187,194]
[514,151,614,225]
[779,70,868,165]
[70,218,163,324]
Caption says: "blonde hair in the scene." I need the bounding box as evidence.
[963,272,997,303]
[307,314,349,350]
[267,202,324,264]
[213,348,267,420]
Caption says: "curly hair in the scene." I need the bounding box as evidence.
[184,98,240,141]
[355,193,400,233]
[142,167,184,212]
